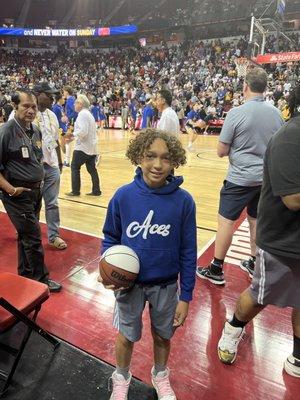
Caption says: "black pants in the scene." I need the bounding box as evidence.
[2,189,49,282]
[71,150,100,195]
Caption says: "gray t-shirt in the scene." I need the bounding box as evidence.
[219,96,283,186]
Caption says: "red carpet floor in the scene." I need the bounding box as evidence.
[0,212,298,399]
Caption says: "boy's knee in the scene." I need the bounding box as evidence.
[151,330,169,345]
[117,333,134,347]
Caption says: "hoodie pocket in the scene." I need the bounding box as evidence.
[135,247,179,281]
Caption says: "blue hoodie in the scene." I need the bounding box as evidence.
[102,167,197,302]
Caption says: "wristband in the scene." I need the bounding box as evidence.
[9,188,17,197]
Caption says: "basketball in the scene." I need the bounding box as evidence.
[99,245,140,289]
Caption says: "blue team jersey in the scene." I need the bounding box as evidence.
[186,110,201,121]
[141,105,154,129]
[52,104,67,132]
[91,105,101,122]
[129,104,137,120]
[65,96,78,123]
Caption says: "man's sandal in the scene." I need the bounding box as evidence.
[49,237,67,250]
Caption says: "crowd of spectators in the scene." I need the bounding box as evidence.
[0,37,299,126]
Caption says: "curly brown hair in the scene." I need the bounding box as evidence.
[126,128,187,168]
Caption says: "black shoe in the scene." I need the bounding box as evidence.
[63,162,70,167]
[44,279,62,293]
[86,191,102,196]
[65,192,80,196]
[240,257,255,278]
[196,266,225,285]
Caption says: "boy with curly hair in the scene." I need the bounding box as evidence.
[100,128,197,400]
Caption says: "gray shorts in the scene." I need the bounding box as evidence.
[113,282,179,342]
[250,247,300,308]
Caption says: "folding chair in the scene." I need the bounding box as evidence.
[0,272,60,396]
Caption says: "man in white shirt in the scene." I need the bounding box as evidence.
[156,90,180,137]
[33,82,67,250]
[65,94,101,196]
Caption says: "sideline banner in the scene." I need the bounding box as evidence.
[0,25,137,37]
[256,51,300,64]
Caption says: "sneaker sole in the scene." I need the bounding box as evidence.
[196,270,225,285]
[239,262,253,278]
[217,348,237,364]
[284,359,300,378]
[151,378,177,400]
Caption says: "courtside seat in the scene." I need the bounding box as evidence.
[207,118,224,133]
[0,272,49,331]
[0,272,60,396]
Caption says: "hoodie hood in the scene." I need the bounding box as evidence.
[134,166,183,195]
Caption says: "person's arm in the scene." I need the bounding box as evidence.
[0,130,29,195]
[217,141,231,157]
[101,196,122,254]
[217,108,237,157]
[0,172,31,196]
[0,172,16,195]
[174,197,197,327]
[99,195,123,290]
[52,113,63,171]
[281,193,300,211]
[55,141,63,172]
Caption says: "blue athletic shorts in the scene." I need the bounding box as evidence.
[218,180,261,221]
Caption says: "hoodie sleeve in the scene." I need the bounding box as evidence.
[179,197,197,302]
[101,196,122,255]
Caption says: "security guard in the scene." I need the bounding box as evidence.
[0,89,62,292]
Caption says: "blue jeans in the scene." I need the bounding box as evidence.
[42,164,61,242]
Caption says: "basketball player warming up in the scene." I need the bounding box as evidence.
[98,128,197,400]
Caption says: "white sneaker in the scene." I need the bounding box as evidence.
[109,371,132,400]
[218,321,244,364]
[284,354,300,378]
[151,367,176,400]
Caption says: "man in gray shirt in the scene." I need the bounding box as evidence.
[197,67,283,285]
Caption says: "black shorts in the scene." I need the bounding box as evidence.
[218,180,261,221]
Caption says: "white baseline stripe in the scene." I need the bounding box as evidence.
[197,235,216,259]
[59,223,103,239]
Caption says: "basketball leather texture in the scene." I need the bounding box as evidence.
[100,259,138,289]
[99,245,140,289]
